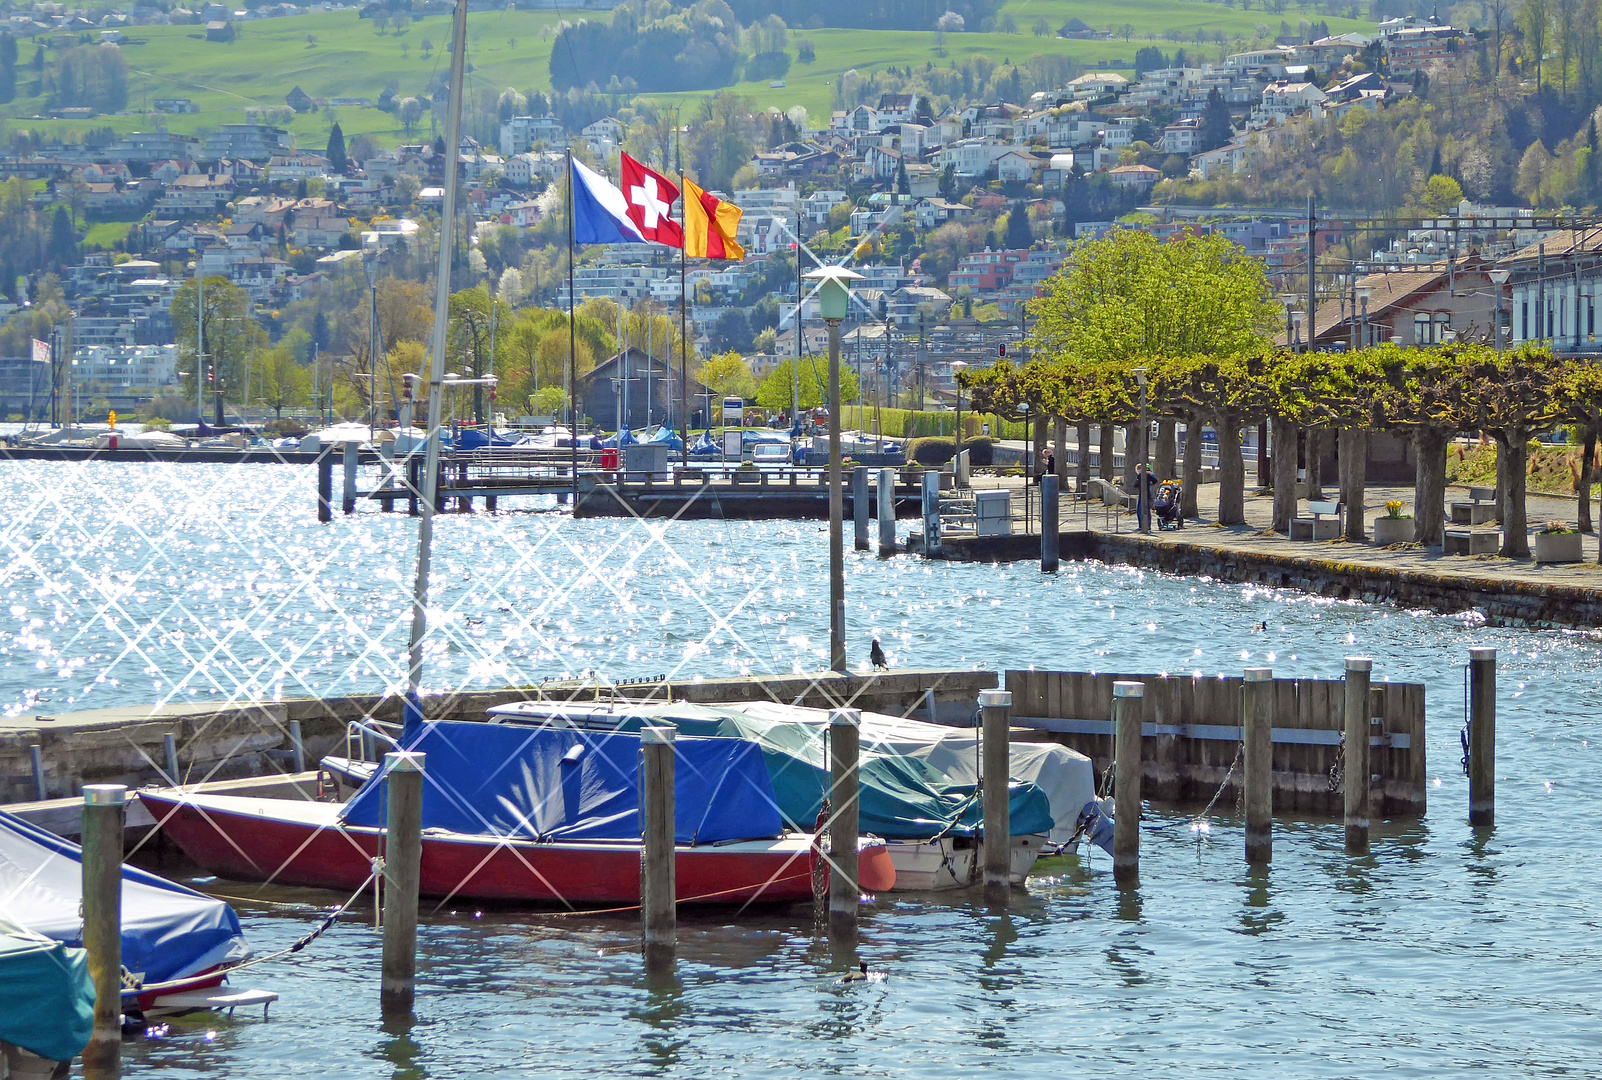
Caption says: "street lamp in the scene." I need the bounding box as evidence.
[804,264,863,674]
[1135,367,1149,534]
[1488,269,1510,355]
[950,359,968,488]
[1019,401,1031,533]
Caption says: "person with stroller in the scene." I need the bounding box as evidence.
[1153,479,1183,529]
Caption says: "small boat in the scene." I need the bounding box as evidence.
[0,918,94,1075]
[145,722,892,906]
[0,810,259,1016]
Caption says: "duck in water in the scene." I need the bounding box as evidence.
[842,961,871,983]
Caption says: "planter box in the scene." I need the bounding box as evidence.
[1372,516,1414,546]
[1535,531,1583,564]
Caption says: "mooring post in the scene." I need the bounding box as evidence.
[163,731,179,785]
[381,751,425,1017]
[853,466,870,551]
[878,467,896,554]
[341,441,359,514]
[640,725,677,974]
[81,784,125,1080]
[1469,646,1496,828]
[921,472,941,556]
[1243,667,1273,864]
[1041,473,1060,572]
[407,456,420,517]
[1343,657,1372,855]
[1112,680,1143,886]
[29,744,45,800]
[379,439,395,513]
[978,689,1013,902]
[317,448,333,523]
[289,719,306,774]
[828,709,861,942]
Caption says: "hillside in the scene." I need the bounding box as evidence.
[1,0,1368,150]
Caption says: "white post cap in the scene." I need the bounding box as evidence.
[1244,667,1273,683]
[385,751,427,773]
[1469,647,1496,662]
[641,725,677,745]
[1112,681,1144,698]
[977,689,1012,708]
[1345,657,1372,673]
[83,784,126,807]
[830,709,861,728]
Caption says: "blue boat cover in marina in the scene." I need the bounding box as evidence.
[0,810,251,987]
[341,722,786,844]
[0,923,95,1062]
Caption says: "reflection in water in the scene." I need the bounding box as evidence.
[1236,868,1283,936]
[631,975,685,1071]
[1462,829,1501,890]
[376,1016,426,1080]
[1116,887,1144,923]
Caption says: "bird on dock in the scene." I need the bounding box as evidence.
[870,638,888,669]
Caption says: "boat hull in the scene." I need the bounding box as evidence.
[885,835,1044,891]
[138,791,817,907]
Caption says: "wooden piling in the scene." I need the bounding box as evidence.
[1243,667,1273,864]
[342,442,359,514]
[81,784,125,1080]
[29,743,45,800]
[853,467,870,550]
[289,719,305,774]
[1112,680,1143,886]
[1041,473,1060,572]
[163,732,179,785]
[1343,657,1372,854]
[407,456,421,517]
[640,725,677,973]
[1469,647,1495,828]
[380,751,425,1017]
[979,689,1013,901]
[828,709,861,941]
[317,449,333,523]
[878,468,895,554]
[379,440,395,513]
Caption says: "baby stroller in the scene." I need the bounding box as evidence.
[1154,481,1183,530]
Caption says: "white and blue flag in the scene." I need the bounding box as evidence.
[570,157,646,245]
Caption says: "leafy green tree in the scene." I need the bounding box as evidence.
[47,206,76,269]
[255,345,310,419]
[171,276,267,414]
[1004,201,1032,249]
[1415,174,1464,214]
[0,34,16,105]
[1200,87,1232,152]
[696,352,758,402]
[755,357,860,411]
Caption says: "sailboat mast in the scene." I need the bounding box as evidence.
[405,0,470,711]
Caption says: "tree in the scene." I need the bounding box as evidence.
[1200,87,1233,152]
[531,385,568,418]
[47,207,76,269]
[1521,0,1551,89]
[1004,201,1032,248]
[1416,174,1465,214]
[399,97,423,135]
[755,357,860,410]
[0,34,15,105]
[325,121,348,173]
[696,352,758,402]
[171,276,265,414]
[709,308,754,353]
[255,345,309,419]
[895,160,910,196]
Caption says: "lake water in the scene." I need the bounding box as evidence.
[6,460,1601,1077]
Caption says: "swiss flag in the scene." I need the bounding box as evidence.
[620,152,684,248]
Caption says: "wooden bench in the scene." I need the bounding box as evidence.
[1450,486,1497,525]
[1444,529,1498,555]
[1290,500,1342,540]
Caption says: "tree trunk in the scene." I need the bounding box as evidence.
[1271,415,1298,532]
[1305,426,1326,501]
[1155,419,1176,480]
[1033,417,1048,482]
[1493,439,1506,524]
[1340,426,1368,541]
[1579,431,1595,534]
[1215,415,1245,524]
[1413,427,1448,547]
[1500,430,1530,558]
[1121,425,1138,491]
[1052,415,1068,486]
[1098,423,1115,480]
[1181,415,1201,518]
[1076,419,1092,493]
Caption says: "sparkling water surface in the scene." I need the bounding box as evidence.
[6,459,1601,1078]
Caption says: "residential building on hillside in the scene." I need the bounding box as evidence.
[499,115,565,156]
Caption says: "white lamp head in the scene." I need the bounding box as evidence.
[804,265,864,323]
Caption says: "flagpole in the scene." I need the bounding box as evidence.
[567,146,578,503]
[676,116,688,468]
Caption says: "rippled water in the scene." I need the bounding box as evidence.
[7,459,1602,1077]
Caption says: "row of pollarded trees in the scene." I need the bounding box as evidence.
[958,227,1602,560]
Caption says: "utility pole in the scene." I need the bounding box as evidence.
[1305,194,1316,354]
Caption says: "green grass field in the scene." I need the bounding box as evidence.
[2,0,1369,148]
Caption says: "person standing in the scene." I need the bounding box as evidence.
[1135,462,1156,532]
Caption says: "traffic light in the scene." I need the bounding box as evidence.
[998,343,1006,357]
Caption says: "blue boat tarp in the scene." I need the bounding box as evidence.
[599,429,640,449]
[689,433,719,457]
[0,922,94,1062]
[341,722,785,844]
[647,426,684,450]
[0,810,251,987]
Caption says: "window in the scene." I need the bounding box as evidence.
[1414,312,1432,343]
[1521,300,1529,340]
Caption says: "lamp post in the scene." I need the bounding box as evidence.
[1488,269,1510,355]
[805,265,864,674]
[1019,401,1031,533]
[1135,367,1148,533]
[1356,287,1372,349]
[951,359,967,488]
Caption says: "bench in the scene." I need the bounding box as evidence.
[1290,500,1342,540]
[1444,529,1498,555]
[1450,486,1498,525]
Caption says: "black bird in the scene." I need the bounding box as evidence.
[1251,620,1268,633]
[842,960,871,982]
[869,638,888,669]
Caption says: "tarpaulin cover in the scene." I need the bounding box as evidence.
[485,702,1058,841]
[340,722,785,844]
[0,810,251,987]
[0,920,94,1062]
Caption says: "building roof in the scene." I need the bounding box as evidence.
[1273,261,1490,346]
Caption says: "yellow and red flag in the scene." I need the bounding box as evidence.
[682,177,745,260]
